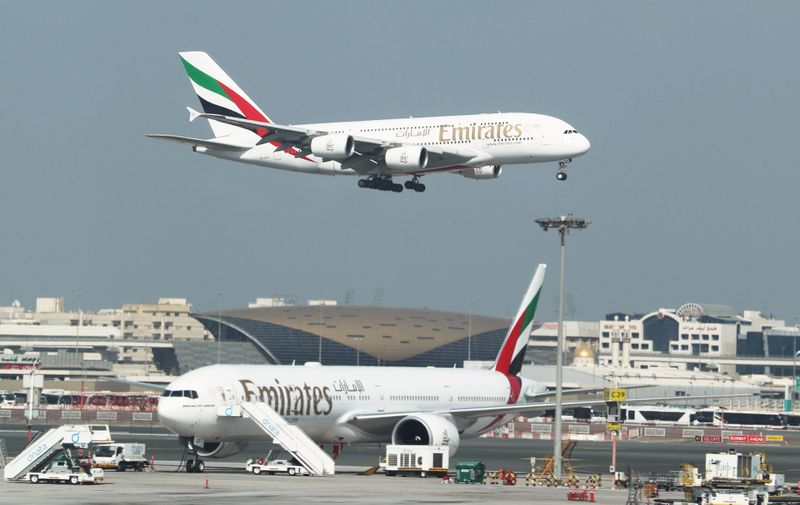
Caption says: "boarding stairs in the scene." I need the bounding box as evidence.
[226,402,335,476]
[2,424,112,481]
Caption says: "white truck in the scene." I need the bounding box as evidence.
[380,445,449,478]
[28,459,103,485]
[92,443,148,472]
[245,458,309,476]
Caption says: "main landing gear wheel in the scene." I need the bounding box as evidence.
[403,177,426,193]
[357,176,403,192]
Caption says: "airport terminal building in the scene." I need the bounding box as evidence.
[188,305,510,372]
[530,303,800,377]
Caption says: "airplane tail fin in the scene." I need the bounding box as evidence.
[493,264,546,376]
[178,51,271,139]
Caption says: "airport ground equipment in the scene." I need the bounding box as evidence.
[704,450,784,492]
[533,440,579,486]
[231,402,334,476]
[3,424,112,481]
[380,444,449,478]
[92,443,148,472]
[245,458,309,476]
[27,457,103,485]
[455,461,485,484]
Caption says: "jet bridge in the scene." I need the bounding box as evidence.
[223,402,335,476]
[2,424,112,481]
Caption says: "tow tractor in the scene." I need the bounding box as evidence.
[245,458,309,476]
[28,456,103,485]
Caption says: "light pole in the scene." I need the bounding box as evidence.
[217,291,222,364]
[76,293,84,410]
[467,302,474,362]
[318,303,324,363]
[535,214,590,484]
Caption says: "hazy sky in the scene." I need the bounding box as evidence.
[1,1,798,322]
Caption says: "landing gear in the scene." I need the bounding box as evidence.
[403,177,426,193]
[357,176,403,193]
[185,457,205,473]
[556,158,572,181]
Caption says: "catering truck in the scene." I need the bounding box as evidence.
[92,443,148,471]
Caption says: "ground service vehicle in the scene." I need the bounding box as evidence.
[28,459,103,485]
[92,443,148,471]
[381,445,449,478]
[245,458,309,476]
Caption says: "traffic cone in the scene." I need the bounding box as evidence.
[589,485,596,502]
[204,473,209,489]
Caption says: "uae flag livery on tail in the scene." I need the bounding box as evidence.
[493,264,546,377]
[178,51,271,138]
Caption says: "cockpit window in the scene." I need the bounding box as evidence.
[563,129,578,134]
[162,389,198,399]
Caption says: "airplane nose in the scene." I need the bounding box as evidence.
[577,134,591,155]
[157,397,177,428]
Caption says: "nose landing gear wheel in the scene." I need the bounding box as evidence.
[186,459,195,473]
[556,159,571,181]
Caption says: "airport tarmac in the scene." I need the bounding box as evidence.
[0,467,641,505]
[3,428,798,504]
[4,428,799,479]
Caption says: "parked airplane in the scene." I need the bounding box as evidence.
[148,52,590,193]
[155,263,753,473]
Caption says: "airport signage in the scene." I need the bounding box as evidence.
[700,435,722,443]
[606,422,621,432]
[603,388,627,402]
[728,435,765,444]
[766,435,784,442]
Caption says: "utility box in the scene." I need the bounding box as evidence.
[381,445,449,478]
[455,461,485,484]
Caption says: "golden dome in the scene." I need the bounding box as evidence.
[574,343,595,359]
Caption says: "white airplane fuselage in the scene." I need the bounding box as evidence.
[157,363,546,444]
[199,112,590,176]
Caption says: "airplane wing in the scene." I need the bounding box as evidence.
[524,384,656,400]
[145,134,252,151]
[347,392,757,425]
[189,110,480,173]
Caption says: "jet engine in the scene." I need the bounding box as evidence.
[186,439,249,459]
[461,165,502,180]
[310,134,355,160]
[385,146,428,171]
[391,413,460,454]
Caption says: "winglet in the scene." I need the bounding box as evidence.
[187,107,201,122]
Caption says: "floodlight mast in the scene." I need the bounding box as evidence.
[535,214,590,484]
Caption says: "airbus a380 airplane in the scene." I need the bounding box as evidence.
[148,52,590,193]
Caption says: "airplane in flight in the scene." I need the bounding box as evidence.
[148,51,591,193]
